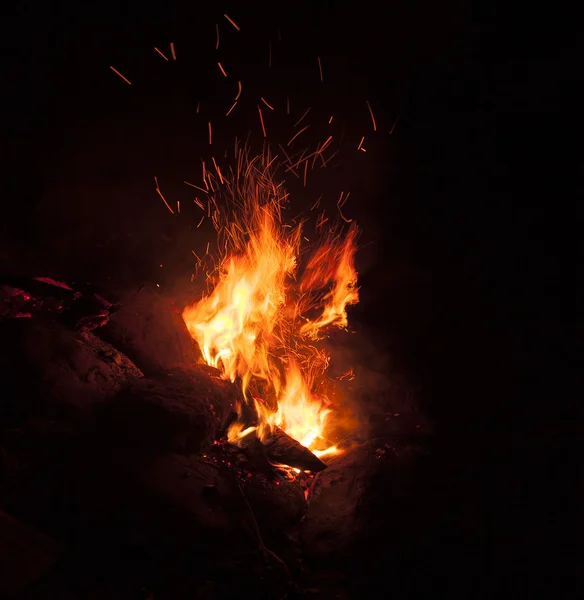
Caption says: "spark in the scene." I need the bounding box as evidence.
[109,66,131,85]
[303,160,308,187]
[184,181,209,195]
[359,147,367,152]
[215,24,220,49]
[224,14,240,31]
[197,215,205,228]
[154,47,169,61]
[194,198,205,210]
[196,102,201,113]
[317,56,323,82]
[390,115,400,135]
[206,241,210,254]
[321,148,340,167]
[170,42,177,60]
[208,122,212,145]
[286,147,325,171]
[155,187,174,214]
[337,192,353,223]
[226,101,238,116]
[339,368,355,381]
[218,62,227,77]
[328,115,334,124]
[294,107,311,127]
[357,136,365,150]
[212,156,224,184]
[192,249,201,262]
[177,200,181,213]
[258,105,267,137]
[287,125,310,146]
[310,195,322,211]
[366,100,377,131]
[235,80,242,101]
[261,97,274,110]
[320,135,333,153]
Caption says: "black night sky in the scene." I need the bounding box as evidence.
[1,0,582,597]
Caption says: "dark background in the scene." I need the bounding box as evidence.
[1,0,582,491]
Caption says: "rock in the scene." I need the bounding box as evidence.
[97,286,199,375]
[1,439,267,596]
[301,438,428,563]
[0,319,142,425]
[95,367,238,455]
[104,452,250,549]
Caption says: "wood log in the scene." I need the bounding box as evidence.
[241,427,327,472]
[263,427,327,472]
[0,276,115,331]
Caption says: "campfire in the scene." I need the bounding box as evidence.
[182,146,359,470]
[0,12,427,600]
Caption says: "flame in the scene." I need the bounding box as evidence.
[183,148,358,462]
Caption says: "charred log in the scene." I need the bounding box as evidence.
[264,427,328,472]
[0,276,116,331]
[240,427,327,473]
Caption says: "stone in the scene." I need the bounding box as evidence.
[301,438,428,562]
[97,286,199,375]
[0,318,142,425]
[95,367,238,455]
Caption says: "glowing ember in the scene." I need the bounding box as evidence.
[183,147,359,463]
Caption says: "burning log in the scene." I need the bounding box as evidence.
[95,367,238,455]
[263,427,327,472]
[238,426,327,473]
[97,285,200,376]
[0,318,142,425]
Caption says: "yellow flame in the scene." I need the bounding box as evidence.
[183,148,358,461]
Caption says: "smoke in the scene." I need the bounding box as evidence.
[323,322,430,443]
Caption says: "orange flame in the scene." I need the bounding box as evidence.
[183,147,358,462]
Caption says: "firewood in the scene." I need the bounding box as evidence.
[242,427,326,473]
